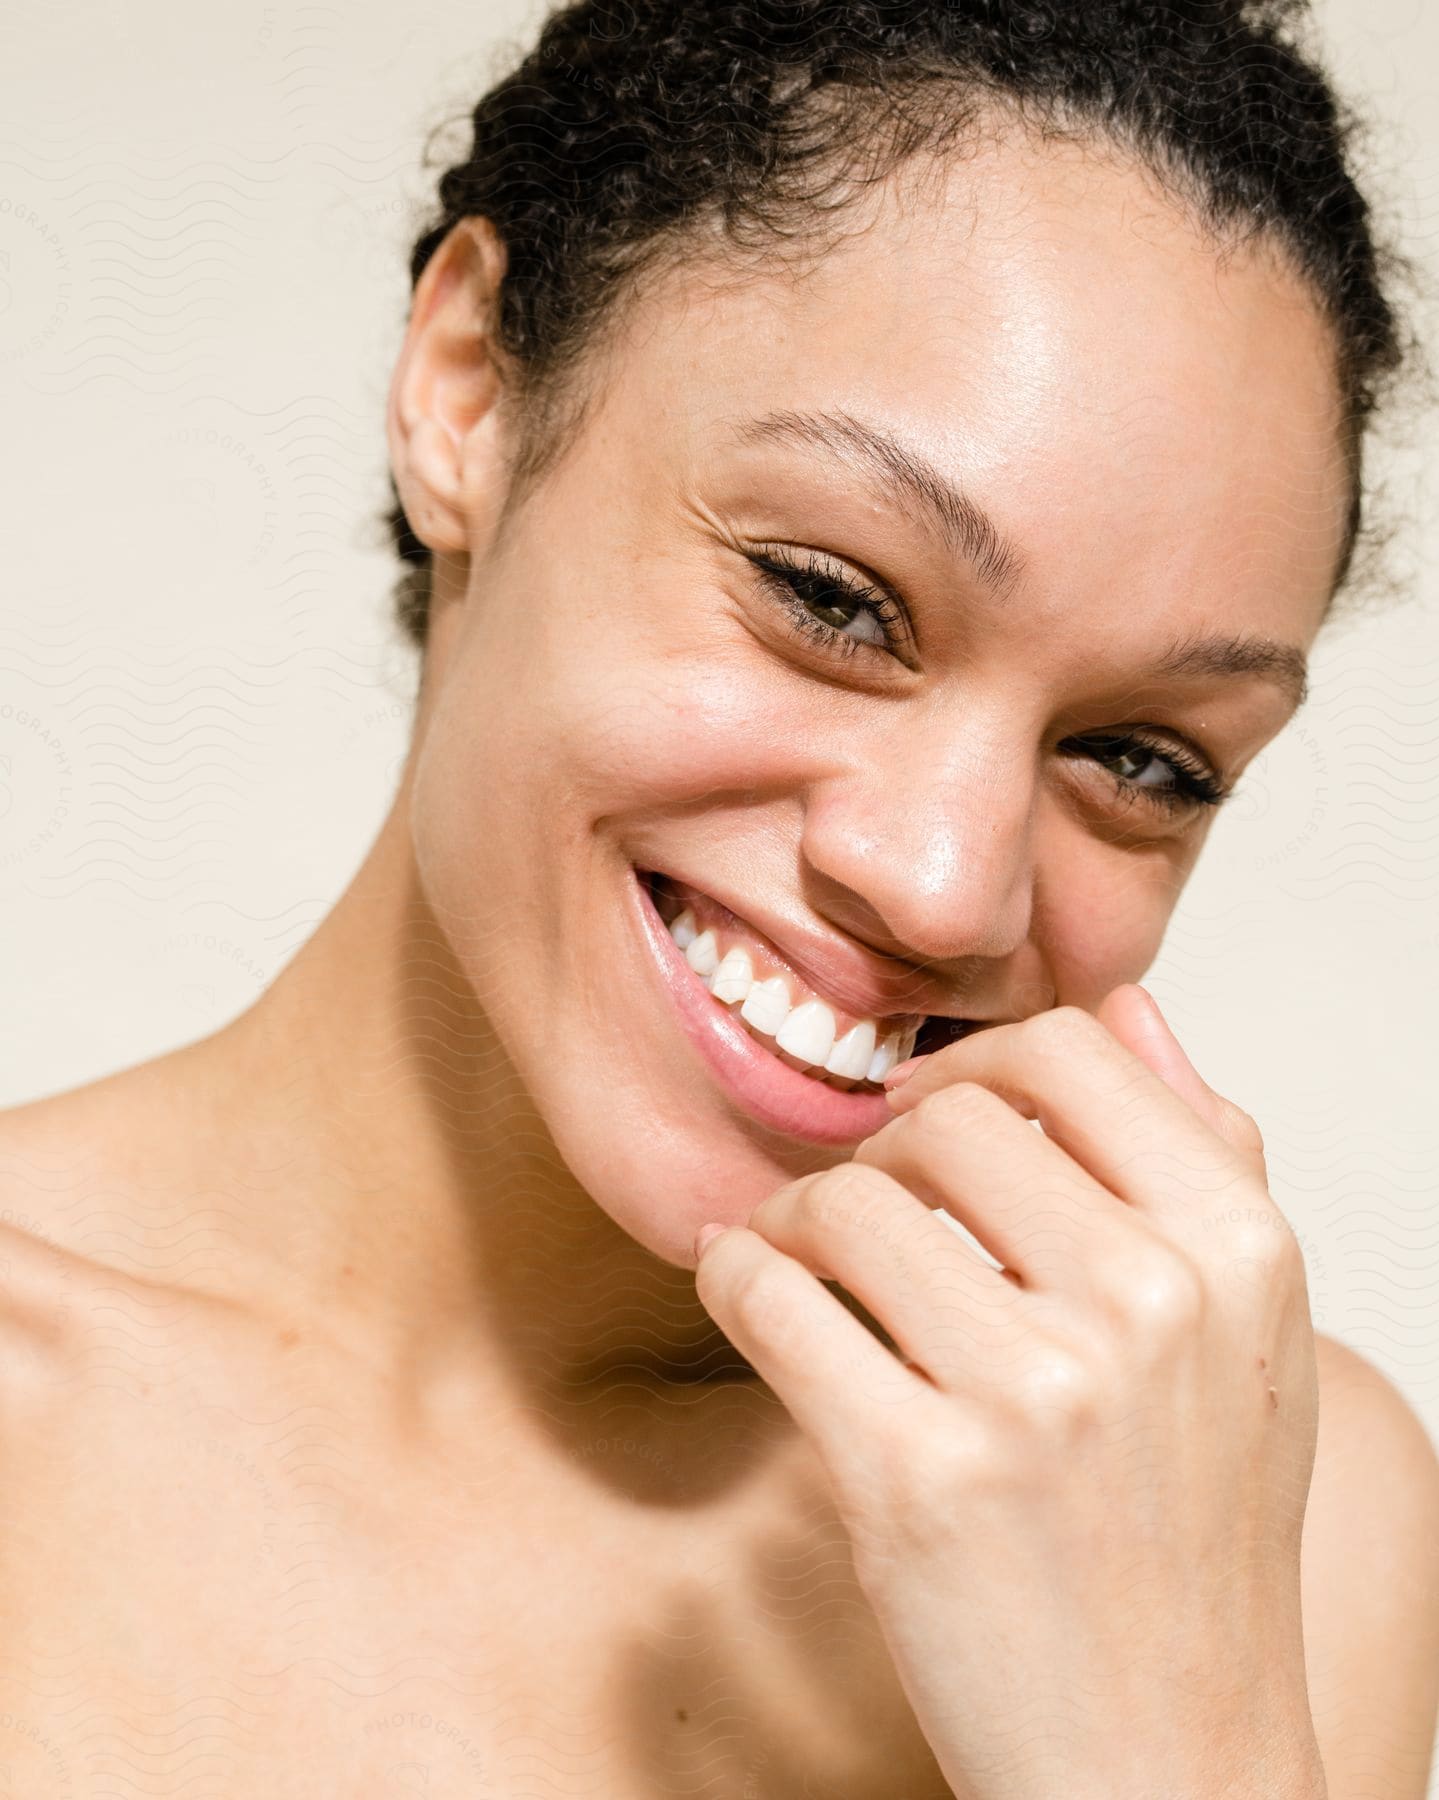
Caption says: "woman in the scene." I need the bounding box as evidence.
[1,0,1436,1794]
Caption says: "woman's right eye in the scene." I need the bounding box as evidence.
[746,549,910,662]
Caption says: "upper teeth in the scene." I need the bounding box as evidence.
[669,907,916,1083]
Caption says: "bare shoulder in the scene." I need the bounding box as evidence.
[1301,1330,1439,1800]
[0,1084,145,1387]
[0,1066,226,1408]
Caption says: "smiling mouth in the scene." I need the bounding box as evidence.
[639,868,977,1091]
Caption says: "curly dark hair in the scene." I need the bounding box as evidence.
[381,0,1423,653]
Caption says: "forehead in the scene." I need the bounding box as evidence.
[587,123,1349,649]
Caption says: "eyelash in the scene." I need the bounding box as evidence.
[746,546,1232,816]
[1058,731,1230,815]
[748,547,909,662]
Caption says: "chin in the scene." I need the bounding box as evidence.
[522,1040,834,1268]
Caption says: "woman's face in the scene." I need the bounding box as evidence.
[399,126,1348,1266]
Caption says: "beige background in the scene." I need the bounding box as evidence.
[0,0,1435,1768]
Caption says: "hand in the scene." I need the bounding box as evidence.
[692,986,1328,1800]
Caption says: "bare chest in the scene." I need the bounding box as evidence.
[0,1360,949,1799]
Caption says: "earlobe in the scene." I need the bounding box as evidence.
[394,417,459,551]
[385,217,511,562]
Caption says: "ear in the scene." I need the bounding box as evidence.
[385,215,512,569]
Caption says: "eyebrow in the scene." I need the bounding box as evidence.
[732,406,1027,598]
[728,406,1310,712]
[1150,630,1308,711]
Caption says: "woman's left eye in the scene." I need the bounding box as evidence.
[746,549,909,661]
[1058,731,1230,814]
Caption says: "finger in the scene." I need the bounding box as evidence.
[1099,985,1267,1161]
[884,999,1253,1228]
[850,1080,1133,1295]
[743,1163,1022,1385]
[692,1222,930,1475]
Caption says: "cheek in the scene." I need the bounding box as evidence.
[547,646,809,817]
[406,597,791,902]
[1035,838,1191,1008]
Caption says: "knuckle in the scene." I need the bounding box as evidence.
[1222,1099,1267,1159]
[1228,1210,1299,1271]
[1024,1004,1104,1059]
[807,1160,898,1227]
[1006,1344,1103,1431]
[718,1250,789,1337]
[1110,1242,1207,1334]
[1212,1209,1307,1307]
[784,1164,921,1276]
[909,1079,1008,1137]
[916,1419,1001,1501]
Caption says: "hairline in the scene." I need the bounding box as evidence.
[479,102,1358,627]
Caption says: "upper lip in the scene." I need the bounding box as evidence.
[644,867,980,1025]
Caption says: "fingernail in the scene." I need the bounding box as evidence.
[1134,983,1178,1043]
[882,1055,925,1090]
[1133,984,1203,1075]
[694,1222,726,1258]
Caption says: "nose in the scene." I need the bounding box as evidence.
[799,708,1036,968]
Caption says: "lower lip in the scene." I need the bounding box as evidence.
[629,865,899,1146]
